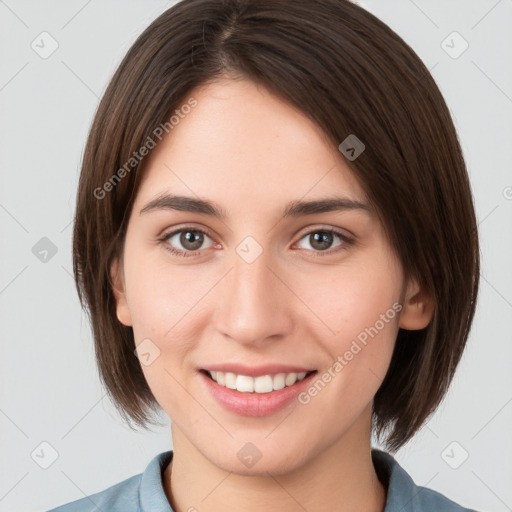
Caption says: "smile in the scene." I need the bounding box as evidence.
[200,368,319,416]
[205,370,314,393]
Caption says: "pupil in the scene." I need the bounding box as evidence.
[312,232,332,250]
[182,231,203,250]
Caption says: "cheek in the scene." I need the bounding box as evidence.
[122,246,215,400]
[294,253,402,340]
[294,251,402,394]
[122,238,205,339]
[124,256,200,412]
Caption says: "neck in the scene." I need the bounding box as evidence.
[163,407,387,512]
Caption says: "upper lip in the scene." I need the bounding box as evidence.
[201,363,316,378]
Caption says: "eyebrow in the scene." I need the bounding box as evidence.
[139,194,371,218]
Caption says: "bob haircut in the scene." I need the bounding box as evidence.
[72,0,480,452]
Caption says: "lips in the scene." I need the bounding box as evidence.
[199,368,318,416]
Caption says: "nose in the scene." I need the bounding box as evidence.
[212,244,295,346]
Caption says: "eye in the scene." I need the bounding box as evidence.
[158,226,354,258]
[159,227,216,257]
[295,228,353,256]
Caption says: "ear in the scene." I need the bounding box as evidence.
[110,257,133,327]
[399,276,434,330]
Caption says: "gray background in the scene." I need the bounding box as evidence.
[0,1,511,511]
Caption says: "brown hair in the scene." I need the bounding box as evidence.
[72,0,480,451]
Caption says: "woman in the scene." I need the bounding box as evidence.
[48,0,481,510]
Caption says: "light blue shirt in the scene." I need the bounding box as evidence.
[45,449,480,511]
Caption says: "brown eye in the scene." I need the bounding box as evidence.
[308,231,335,251]
[177,230,204,251]
[296,228,353,256]
[160,228,215,257]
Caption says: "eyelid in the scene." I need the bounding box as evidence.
[159,224,213,239]
[294,224,354,242]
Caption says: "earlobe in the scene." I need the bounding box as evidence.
[399,277,435,330]
[110,258,133,327]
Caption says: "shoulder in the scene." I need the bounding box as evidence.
[44,474,142,512]
[44,451,174,512]
[372,449,481,512]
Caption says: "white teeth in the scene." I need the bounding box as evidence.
[285,372,297,386]
[254,375,273,393]
[236,374,254,392]
[273,373,286,391]
[208,370,310,393]
[225,372,237,390]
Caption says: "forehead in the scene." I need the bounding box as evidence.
[136,78,368,213]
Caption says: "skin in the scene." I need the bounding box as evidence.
[111,77,434,512]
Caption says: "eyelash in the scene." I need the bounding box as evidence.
[158,225,354,258]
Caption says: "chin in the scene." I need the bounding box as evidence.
[202,440,310,477]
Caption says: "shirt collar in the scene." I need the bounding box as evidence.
[372,449,420,511]
[139,450,174,512]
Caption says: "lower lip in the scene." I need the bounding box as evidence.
[199,370,317,417]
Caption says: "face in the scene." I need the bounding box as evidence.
[111,77,431,475]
